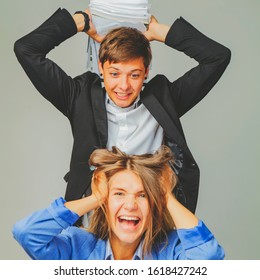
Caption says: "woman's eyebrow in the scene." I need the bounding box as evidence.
[110,187,126,192]
[111,187,145,194]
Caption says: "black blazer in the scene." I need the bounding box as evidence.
[14,8,231,213]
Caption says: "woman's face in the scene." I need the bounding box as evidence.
[107,169,150,249]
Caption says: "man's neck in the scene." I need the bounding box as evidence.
[106,93,141,112]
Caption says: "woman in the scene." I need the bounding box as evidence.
[13,146,224,260]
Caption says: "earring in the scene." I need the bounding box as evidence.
[100,73,103,77]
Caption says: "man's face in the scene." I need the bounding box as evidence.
[99,58,149,108]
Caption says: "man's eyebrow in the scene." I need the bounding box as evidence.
[107,66,120,70]
[107,66,143,72]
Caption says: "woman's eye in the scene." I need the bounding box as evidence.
[138,193,146,198]
[114,192,124,196]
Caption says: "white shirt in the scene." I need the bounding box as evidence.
[105,94,164,155]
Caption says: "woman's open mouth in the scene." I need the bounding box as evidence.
[118,215,140,226]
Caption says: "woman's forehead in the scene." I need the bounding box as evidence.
[109,170,144,192]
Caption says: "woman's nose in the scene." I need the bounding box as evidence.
[123,195,137,211]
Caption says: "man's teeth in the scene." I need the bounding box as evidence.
[116,92,129,97]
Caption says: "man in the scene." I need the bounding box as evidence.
[14,7,231,217]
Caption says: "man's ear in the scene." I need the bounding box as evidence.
[145,67,150,79]
[98,61,103,76]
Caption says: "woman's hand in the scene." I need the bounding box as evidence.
[163,168,199,229]
[91,170,108,205]
[160,165,176,203]
[160,165,199,229]
[64,169,108,217]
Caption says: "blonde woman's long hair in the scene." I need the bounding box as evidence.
[88,145,177,256]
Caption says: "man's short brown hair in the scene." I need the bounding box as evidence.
[99,26,152,69]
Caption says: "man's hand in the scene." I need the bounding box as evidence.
[73,9,104,43]
[84,9,104,43]
[144,15,170,43]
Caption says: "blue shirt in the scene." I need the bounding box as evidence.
[12,197,225,260]
[105,238,144,260]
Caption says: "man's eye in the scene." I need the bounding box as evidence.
[110,72,119,77]
[131,73,140,79]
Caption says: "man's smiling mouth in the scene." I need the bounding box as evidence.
[115,92,131,98]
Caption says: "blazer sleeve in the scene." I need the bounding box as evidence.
[13,8,80,118]
[165,17,231,117]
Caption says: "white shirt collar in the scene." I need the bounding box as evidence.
[105,93,141,113]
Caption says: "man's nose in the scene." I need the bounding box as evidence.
[119,76,131,91]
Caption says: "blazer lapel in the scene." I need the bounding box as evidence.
[91,79,108,148]
[141,91,188,151]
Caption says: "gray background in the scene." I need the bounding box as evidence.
[1,0,259,259]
